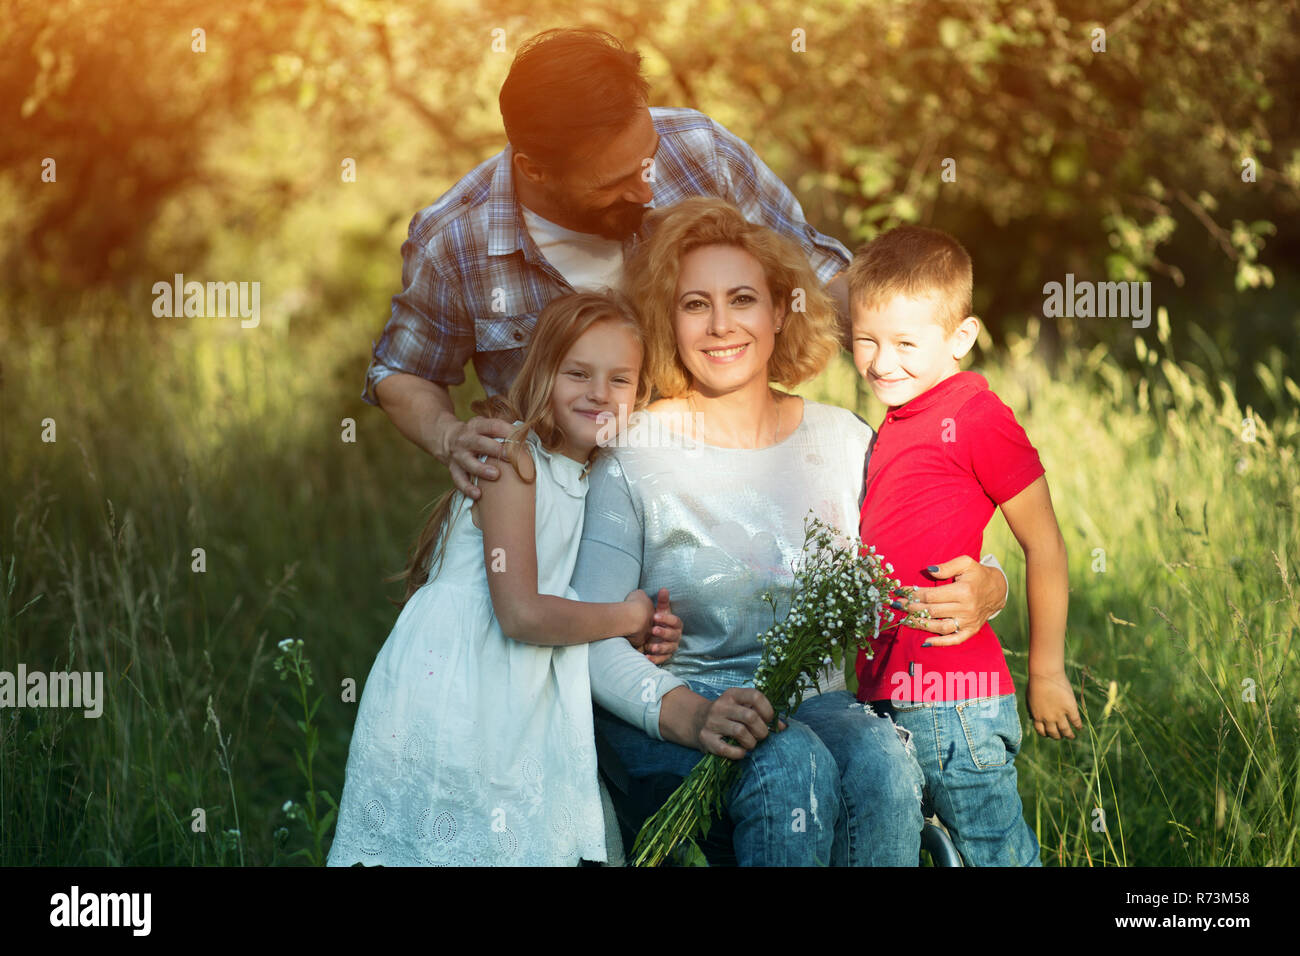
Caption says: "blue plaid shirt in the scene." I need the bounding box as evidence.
[363,106,851,404]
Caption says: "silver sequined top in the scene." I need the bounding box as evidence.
[570,398,875,739]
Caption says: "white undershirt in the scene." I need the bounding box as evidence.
[520,205,625,293]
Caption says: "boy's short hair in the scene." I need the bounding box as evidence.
[846,225,973,335]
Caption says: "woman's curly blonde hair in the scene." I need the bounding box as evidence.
[620,196,842,398]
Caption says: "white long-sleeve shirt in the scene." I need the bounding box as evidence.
[569,399,875,739]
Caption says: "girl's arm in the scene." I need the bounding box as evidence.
[998,475,1082,740]
[474,441,653,647]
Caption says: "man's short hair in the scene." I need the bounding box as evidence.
[499,28,650,174]
[846,225,973,334]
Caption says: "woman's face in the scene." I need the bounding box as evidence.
[671,244,785,397]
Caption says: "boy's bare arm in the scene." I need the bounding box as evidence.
[999,475,1082,740]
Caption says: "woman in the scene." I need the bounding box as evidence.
[569,197,1008,865]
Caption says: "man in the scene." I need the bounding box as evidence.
[363,27,853,499]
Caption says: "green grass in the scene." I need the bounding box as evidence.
[1,302,1296,865]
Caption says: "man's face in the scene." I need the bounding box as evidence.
[544,108,659,240]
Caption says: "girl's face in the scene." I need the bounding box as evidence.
[671,244,784,397]
[551,319,643,463]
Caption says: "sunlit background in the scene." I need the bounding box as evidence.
[1,0,1296,866]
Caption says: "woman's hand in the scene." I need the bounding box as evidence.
[623,589,656,650]
[697,688,786,760]
[642,588,682,665]
[902,555,1007,647]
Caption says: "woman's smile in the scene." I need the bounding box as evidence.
[673,244,783,394]
[701,342,750,362]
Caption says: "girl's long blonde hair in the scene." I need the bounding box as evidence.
[390,291,650,608]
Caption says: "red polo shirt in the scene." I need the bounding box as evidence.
[856,371,1044,702]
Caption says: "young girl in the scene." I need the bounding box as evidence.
[327,292,679,867]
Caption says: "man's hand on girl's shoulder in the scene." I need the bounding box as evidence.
[447,415,518,499]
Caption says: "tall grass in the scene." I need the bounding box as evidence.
[1,299,1296,865]
[0,303,447,864]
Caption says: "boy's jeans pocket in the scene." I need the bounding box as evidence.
[956,695,1023,770]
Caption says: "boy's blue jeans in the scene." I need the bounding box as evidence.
[595,681,925,866]
[872,693,1042,866]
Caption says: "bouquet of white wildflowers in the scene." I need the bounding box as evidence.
[629,512,921,867]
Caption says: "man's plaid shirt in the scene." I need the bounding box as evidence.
[362,106,851,404]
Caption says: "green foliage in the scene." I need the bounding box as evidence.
[273,638,338,866]
[0,305,432,864]
[1,0,1294,396]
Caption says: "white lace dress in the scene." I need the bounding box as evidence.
[327,428,608,866]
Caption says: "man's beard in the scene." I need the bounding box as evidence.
[551,190,647,241]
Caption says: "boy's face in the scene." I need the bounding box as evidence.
[851,293,971,408]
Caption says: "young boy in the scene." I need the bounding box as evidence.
[847,225,1081,866]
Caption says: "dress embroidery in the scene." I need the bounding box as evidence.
[328,428,607,866]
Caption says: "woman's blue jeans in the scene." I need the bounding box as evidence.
[595,682,925,866]
[873,693,1042,866]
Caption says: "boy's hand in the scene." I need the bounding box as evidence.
[643,588,682,665]
[1027,669,1082,739]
